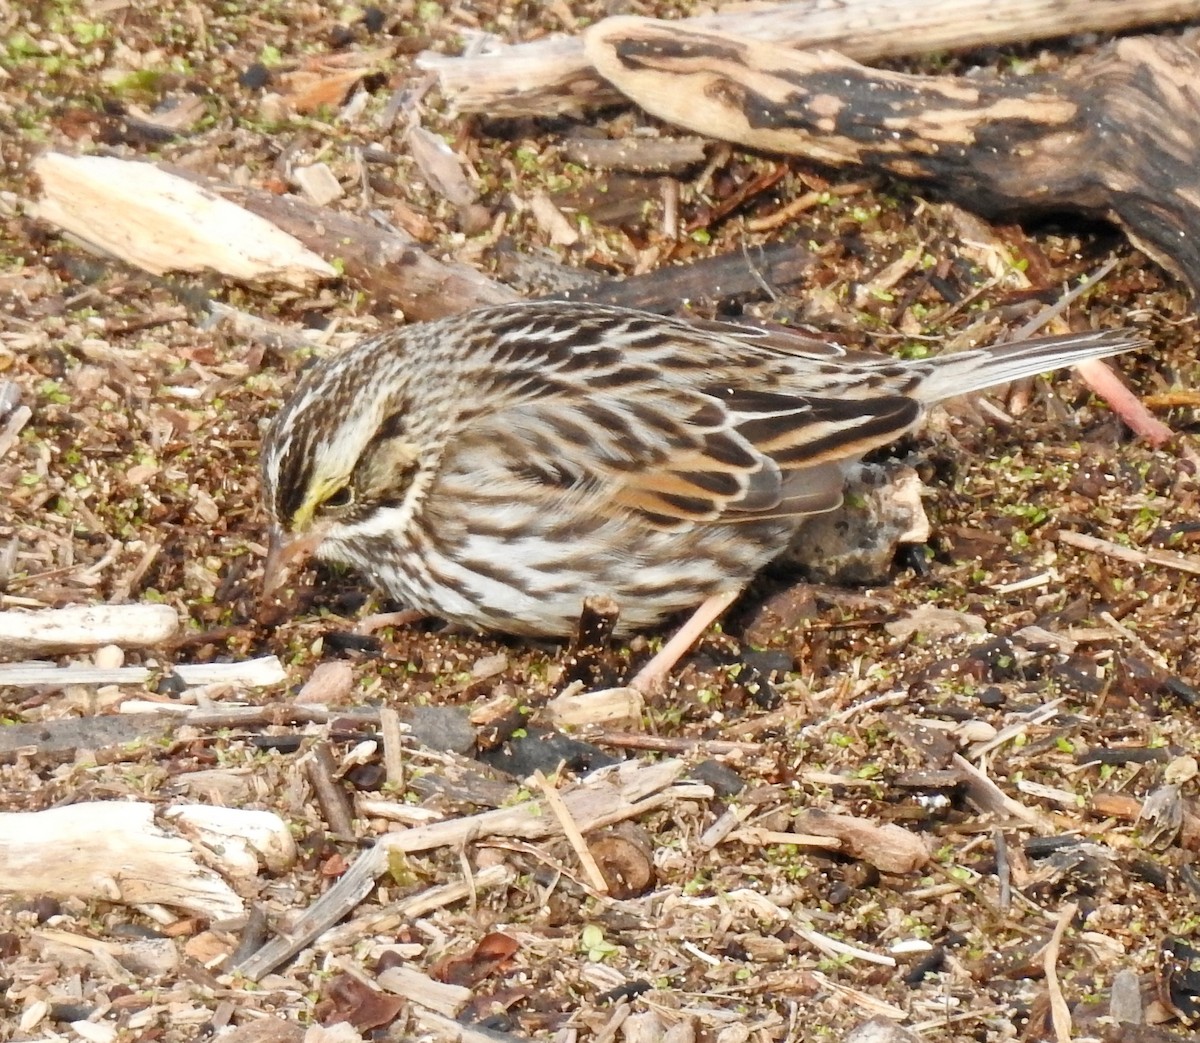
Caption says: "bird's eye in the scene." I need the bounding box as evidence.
[324,487,354,509]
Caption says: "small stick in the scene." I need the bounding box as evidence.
[0,405,32,460]
[745,181,870,232]
[306,742,356,838]
[993,827,1012,912]
[794,926,896,967]
[532,770,609,893]
[355,609,424,634]
[731,827,842,851]
[108,542,162,603]
[0,603,179,657]
[697,805,753,850]
[588,730,763,755]
[379,706,406,792]
[953,754,1056,833]
[1058,529,1200,577]
[1043,901,1079,1043]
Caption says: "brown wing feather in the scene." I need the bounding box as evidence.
[449,302,930,530]
[455,383,920,531]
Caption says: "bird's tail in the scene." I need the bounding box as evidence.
[914,328,1147,405]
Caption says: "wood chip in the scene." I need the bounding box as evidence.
[290,162,344,206]
[406,125,478,206]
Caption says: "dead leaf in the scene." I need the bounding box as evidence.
[316,974,403,1032]
[429,932,519,987]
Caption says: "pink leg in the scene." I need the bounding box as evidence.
[629,589,741,694]
[1075,358,1172,447]
[355,609,426,634]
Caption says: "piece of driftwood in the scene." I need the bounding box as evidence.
[289,161,343,207]
[412,1008,531,1043]
[584,18,1200,295]
[163,804,297,876]
[30,153,336,287]
[376,964,471,1018]
[417,0,1200,117]
[1092,789,1200,850]
[33,152,816,324]
[558,240,815,311]
[953,753,1057,833]
[0,802,250,918]
[1059,529,1200,577]
[406,123,478,207]
[305,741,356,838]
[163,656,290,687]
[789,810,930,873]
[0,603,179,657]
[0,663,157,686]
[589,730,764,756]
[186,176,519,321]
[0,654,286,688]
[235,758,701,979]
[31,153,516,323]
[318,865,514,957]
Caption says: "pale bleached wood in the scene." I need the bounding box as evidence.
[0,802,245,919]
[417,0,1200,116]
[30,153,336,287]
[544,685,644,728]
[1058,529,1200,577]
[786,810,930,873]
[953,753,1057,833]
[533,769,611,893]
[0,603,178,657]
[317,864,513,952]
[163,805,297,876]
[173,656,287,687]
[413,1008,530,1043]
[0,654,286,688]
[0,663,153,686]
[376,965,471,1018]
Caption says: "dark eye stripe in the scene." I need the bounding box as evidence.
[275,438,315,526]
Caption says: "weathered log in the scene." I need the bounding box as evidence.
[196,179,520,320]
[29,153,517,320]
[557,240,815,311]
[417,0,1200,117]
[0,802,288,918]
[585,18,1200,294]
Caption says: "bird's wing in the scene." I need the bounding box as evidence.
[454,317,922,531]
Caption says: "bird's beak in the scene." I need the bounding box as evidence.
[262,525,325,597]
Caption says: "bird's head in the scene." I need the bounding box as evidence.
[258,334,452,595]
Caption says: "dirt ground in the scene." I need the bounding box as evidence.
[3,3,1200,1042]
